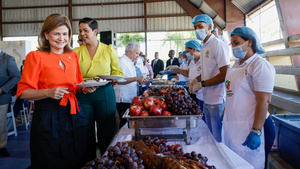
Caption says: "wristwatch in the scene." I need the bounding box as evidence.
[201,80,206,87]
[251,128,262,136]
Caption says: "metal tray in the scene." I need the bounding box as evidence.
[123,110,203,144]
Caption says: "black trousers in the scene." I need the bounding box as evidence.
[117,102,131,128]
[30,99,89,169]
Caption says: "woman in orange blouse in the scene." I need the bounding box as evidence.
[17,14,93,169]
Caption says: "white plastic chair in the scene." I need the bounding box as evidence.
[20,100,30,130]
[7,97,17,136]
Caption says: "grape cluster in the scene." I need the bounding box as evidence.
[82,142,145,169]
[142,136,169,153]
[183,151,216,169]
[165,91,201,115]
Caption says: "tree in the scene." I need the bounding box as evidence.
[117,33,145,47]
[163,32,196,54]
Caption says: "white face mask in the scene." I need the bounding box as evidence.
[195,29,207,41]
[232,41,248,59]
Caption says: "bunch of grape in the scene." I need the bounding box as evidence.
[82,142,145,169]
[165,91,201,115]
[183,151,216,169]
[142,136,169,153]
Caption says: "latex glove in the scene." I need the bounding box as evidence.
[242,131,261,150]
[191,82,202,94]
[165,70,173,75]
[187,82,193,93]
[176,81,187,87]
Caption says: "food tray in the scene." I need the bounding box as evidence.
[151,79,178,85]
[123,110,203,144]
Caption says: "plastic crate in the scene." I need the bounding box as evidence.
[272,114,300,168]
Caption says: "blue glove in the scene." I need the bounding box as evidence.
[165,70,173,75]
[242,131,261,150]
[176,81,187,87]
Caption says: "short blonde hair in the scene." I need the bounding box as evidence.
[38,13,72,53]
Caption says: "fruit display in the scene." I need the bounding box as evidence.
[130,96,169,116]
[82,137,216,169]
[130,86,201,116]
[165,91,201,115]
[145,86,186,97]
[82,141,145,169]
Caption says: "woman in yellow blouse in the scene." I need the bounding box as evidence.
[74,17,123,160]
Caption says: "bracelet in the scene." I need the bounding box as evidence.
[251,128,262,136]
[201,80,206,87]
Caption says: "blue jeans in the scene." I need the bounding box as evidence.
[203,102,225,142]
[264,116,275,162]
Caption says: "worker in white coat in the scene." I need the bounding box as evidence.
[173,40,204,111]
[222,26,275,169]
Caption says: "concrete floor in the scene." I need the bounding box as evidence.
[0,126,30,169]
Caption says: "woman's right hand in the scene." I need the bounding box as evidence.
[47,87,69,100]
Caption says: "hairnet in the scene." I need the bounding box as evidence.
[192,14,214,30]
[182,51,187,56]
[185,40,202,51]
[231,26,265,54]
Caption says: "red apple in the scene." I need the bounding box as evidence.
[178,89,185,95]
[143,97,156,109]
[154,98,163,104]
[140,110,149,116]
[150,105,162,115]
[170,144,182,151]
[142,92,149,97]
[130,105,143,116]
[158,101,167,110]
[131,96,142,106]
[162,110,171,116]
[160,89,167,95]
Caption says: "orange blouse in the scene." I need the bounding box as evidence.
[17,50,83,114]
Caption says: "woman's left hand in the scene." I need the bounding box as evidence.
[242,131,261,150]
[83,87,97,93]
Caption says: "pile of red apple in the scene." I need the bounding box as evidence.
[130,96,171,116]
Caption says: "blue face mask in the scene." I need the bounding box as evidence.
[178,58,183,64]
[195,29,207,41]
[183,59,188,64]
[186,53,194,61]
[232,42,248,59]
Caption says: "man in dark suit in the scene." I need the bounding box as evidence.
[0,50,20,157]
[166,50,180,68]
[151,52,164,78]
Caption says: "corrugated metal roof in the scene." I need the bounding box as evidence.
[3,0,67,7]
[1,0,195,36]
[231,0,265,14]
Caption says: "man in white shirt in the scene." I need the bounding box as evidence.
[115,43,144,127]
[191,14,230,142]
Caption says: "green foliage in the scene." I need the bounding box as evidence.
[163,32,196,53]
[117,33,145,47]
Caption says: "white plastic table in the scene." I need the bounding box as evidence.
[110,120,254,169]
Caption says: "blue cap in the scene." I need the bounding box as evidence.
[192,14,214,30]
[231,26,265,54]
[182,51,187,56]
[185,40,202,51]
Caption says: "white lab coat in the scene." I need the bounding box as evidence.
[222,54,275,169]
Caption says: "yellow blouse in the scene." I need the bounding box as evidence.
[74,42,124,80]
